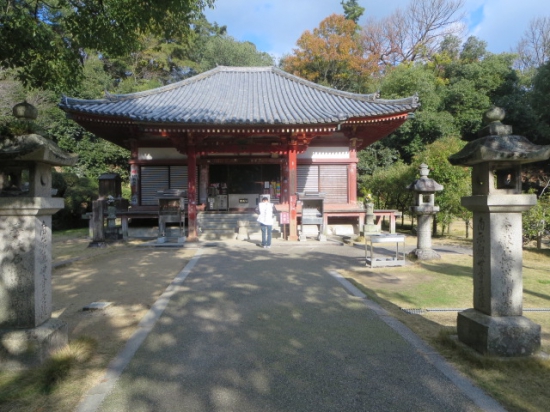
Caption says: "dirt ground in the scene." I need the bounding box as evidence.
[50,235,197,410]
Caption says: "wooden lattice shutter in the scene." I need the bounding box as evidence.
[320,165,348,204]
[141,166,169,205]
[170,166,188,190]
[297,165,319,193]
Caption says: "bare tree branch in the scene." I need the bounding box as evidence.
[514,16,550,71]
[362,0,465,67]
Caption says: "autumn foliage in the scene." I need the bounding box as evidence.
[281,14,378,92]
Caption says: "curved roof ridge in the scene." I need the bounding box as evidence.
[62,66,228,106]
[374,94,420,106]
[61,66,413,107]
[269,66,380,102]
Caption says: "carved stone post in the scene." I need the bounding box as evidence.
[0,122,77,369]
[89,199,106,247]
[448,107,550,356]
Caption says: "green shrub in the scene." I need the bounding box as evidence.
[52,171,98,230]
[523,191,550,248]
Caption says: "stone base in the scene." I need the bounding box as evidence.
[363,224,380,235]
[299,224,320,241]
[88,241,107,248]
[237,226,249,240]
[408,248,441,261]
[457,309,541,357]
[0,318,68,370]
[299,234,327,242]
[157,236,186,245]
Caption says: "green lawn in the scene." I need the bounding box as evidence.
[343,241,550,412]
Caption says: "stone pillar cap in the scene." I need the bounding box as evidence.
[407,164,443,192]
[449,106,550,167]
[448,135,550,166]
[0,134,77,166]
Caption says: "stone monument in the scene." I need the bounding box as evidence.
[89,198,106,247]
[407,163,443,260]
[0,103,77,369]
[363,196,380,236]
[448,106,550,356]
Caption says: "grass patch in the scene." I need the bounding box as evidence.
[342,253,474,309]
[0,336,97,410]
[53,227,89,240]
[343,244,550,412]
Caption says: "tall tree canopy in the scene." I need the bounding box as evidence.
[100,18,273,93]
[281,14,377,92]
[0,0,214,91]
[443,48,518,140]
[195,36,274,72]
[369,35,528,161]
[341,0,365,24]
[531,60,550,135]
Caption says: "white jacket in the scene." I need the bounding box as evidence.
[257,201,275,225]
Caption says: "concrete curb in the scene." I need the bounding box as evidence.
[328,270,507,412]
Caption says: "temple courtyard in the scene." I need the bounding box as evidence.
[0,229,549,411]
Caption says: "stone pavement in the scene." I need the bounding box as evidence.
[76,239,503,412]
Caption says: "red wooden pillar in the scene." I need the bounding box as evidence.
[280,162,287,204]
[187,142,199,242]
[199,164,209,206]
[288,146,298,241]
[129,140,139,206]
[130,163,139,206]
[349,141,358,204]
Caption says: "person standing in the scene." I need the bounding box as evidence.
[257,196,275,248]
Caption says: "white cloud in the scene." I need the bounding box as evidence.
[464,0,550,53]
[204,0,550,58]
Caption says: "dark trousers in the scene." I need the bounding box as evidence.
[260,223,272,246]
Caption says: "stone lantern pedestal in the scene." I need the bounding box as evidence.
[0,132,77,369]
[458,194,539,356]
[448,107,550,357]
[407,164,443,260]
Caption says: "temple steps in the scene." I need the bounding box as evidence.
[198,211,280,241]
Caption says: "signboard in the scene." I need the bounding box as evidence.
[280,212,290,224]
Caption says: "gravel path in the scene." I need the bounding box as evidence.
[76,240,502,412]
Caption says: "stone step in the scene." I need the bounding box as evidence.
[198,211,279,240]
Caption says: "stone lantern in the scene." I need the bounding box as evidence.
[448,107,550,357]
[0,104,77,369]
[407,163,443,260]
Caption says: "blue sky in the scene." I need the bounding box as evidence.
[204,0,550,61]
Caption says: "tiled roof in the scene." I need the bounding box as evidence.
[60,66,418,125]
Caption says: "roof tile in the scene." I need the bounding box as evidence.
[60,66,418,125]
